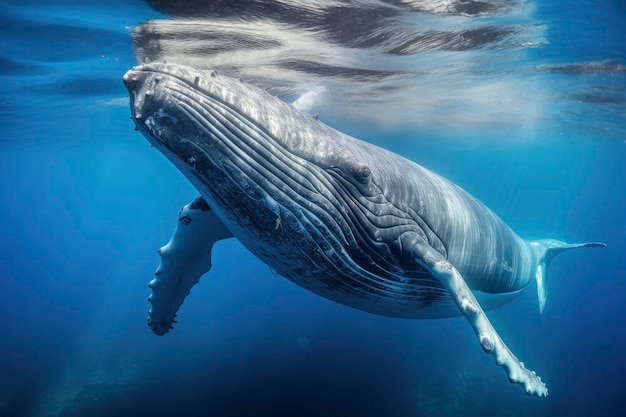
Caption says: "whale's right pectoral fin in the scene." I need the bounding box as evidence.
[400,233,548,398]
[148,195,233,336]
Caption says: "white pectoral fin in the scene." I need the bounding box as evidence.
[148,196,233,335]
[401,234,548,397]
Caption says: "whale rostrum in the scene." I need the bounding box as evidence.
[123,63,605,398]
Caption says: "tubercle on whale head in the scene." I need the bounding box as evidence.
[125,65,336,152]
[123,67,175,146]
[123,64,258,183]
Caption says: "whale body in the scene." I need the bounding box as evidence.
[123,63,605,397]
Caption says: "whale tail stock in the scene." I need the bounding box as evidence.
[531,239,606,314]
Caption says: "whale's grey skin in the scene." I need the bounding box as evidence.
[123,63,605,398]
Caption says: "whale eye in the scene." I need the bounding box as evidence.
[355,165,371,184]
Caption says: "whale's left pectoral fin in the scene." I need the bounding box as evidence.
[400,234,548,398]
[148,196,233,336]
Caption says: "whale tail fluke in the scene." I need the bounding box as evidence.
[531,239,606,314]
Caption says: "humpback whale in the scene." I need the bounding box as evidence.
[123,63,605,397]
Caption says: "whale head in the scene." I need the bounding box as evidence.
[123,63,377,216]
[122,64,239,180]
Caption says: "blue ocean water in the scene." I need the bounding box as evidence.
[0,1,625,416]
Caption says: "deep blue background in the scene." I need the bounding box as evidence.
[0,1,624,416]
